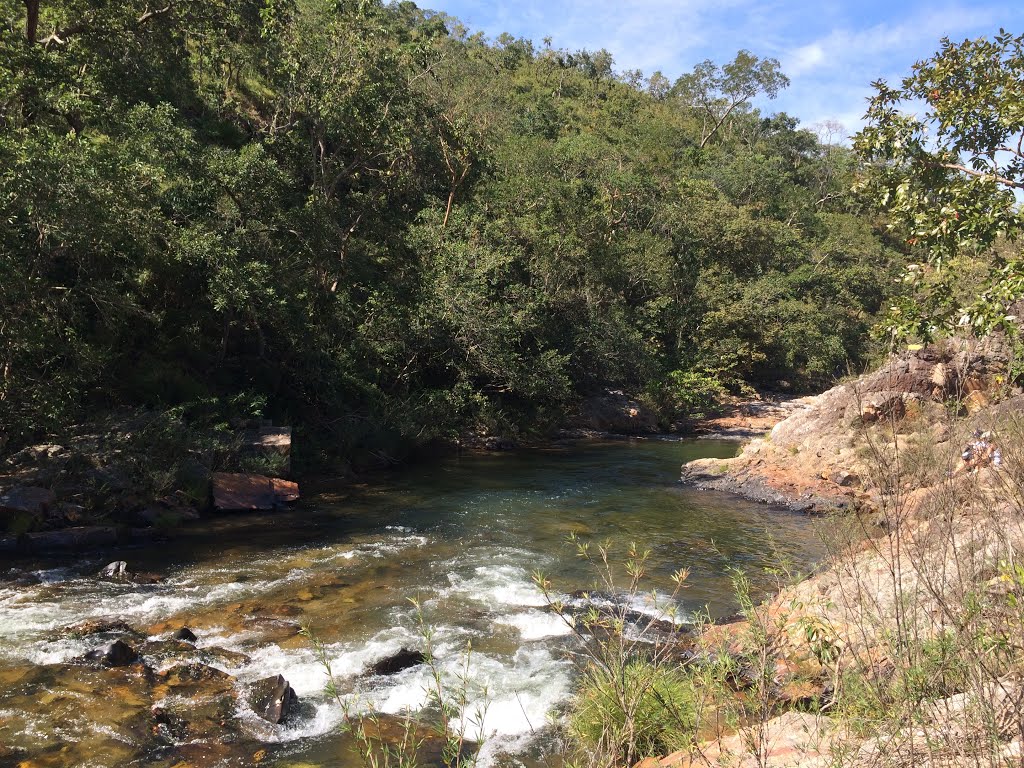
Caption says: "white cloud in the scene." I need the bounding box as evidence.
[786,42,825,77]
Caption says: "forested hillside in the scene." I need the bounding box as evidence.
[0,0,907,461]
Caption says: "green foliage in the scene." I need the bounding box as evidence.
[646,369,726,422]
[855,30,1024,342]
[568,659,697,761]
[0,0,903,458]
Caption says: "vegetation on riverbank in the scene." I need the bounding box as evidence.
[1,0,907,468]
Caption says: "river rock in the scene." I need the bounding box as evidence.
[159,662,234,692]
[212,472,300,511]
[360,713,479,765]
[57,618,144,641]
[248,674,298,724]
[87,639,139,667]
[153,664,241,742]
[368,648,427,676]
[173,627,198,643]
[0,485,56,518]
[100,560,129,579]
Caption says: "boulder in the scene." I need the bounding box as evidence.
[270,477,300,503]
[248,674,298,724]
[86,639,139,667]
[173,627,198,643]
[100,561,129,579]
[0,485,56,518]
[212,473,300,511]
[830,470,861,488]
[576,390,659,434]
[368,648,427,677]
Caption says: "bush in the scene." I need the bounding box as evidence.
[646,369,726,423]
[568,658,697,760]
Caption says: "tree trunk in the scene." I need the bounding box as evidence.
[24,0,39,44]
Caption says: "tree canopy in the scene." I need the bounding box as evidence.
[0,0,905,461]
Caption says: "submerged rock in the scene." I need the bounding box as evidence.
[153,663,242,743]
[248,674,298,724]
[359,713,479,765]
[57,618,144,641]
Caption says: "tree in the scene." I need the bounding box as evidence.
[672,50,789,148]
[854,30,1024,340]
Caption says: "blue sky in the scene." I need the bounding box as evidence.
[422,0,1024,138]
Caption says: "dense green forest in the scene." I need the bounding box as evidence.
[0,0,908,462]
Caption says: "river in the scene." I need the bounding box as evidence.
[0,439,824,767]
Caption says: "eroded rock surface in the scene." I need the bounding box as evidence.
[682,339,1014,513]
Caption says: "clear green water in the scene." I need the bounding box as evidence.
[0,439,824,767]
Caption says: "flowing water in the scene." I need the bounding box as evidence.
[0,440,825,767]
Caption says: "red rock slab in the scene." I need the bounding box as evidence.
[271,477,300,503]
[212,473,299,511]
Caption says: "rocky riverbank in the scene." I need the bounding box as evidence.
[681,337,1014,514]
[670,337,1024,767]
[0,414,299,554]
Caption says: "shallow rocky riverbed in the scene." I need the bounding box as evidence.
[0,440,824,767]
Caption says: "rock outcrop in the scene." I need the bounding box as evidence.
[681,339,1014,513]
[670,338,1024,766]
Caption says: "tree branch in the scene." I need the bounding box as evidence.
[936,162,1024,190]
[699,97,744,149]
[137,4,173,24]
[997,142,1024,161]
